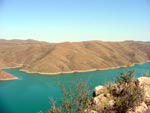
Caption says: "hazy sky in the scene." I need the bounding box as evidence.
[0,0,149,42]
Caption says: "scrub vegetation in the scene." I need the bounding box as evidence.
[40,70,147,113]
[47,82,93,113]
[104,70,144,113]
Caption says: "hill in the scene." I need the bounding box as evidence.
[0,39,150,74]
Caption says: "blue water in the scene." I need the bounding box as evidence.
[0,63,150,113]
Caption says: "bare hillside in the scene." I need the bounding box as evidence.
[0,40,150,74]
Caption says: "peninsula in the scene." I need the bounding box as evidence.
[0,70,17,81]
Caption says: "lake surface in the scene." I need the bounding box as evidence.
[0,63,150,113]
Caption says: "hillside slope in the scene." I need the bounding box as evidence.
[0,40,150,74]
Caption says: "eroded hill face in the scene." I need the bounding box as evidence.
[0,40,150,74]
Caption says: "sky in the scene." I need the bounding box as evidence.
[0,0,149,42]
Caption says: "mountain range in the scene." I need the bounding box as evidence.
[0,39,150,74]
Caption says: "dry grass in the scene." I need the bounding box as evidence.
[0,40,150,74]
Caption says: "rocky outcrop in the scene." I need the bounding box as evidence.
[92,77,150,113]
[138,77,150,105]
[93,85,105,97]
[128,102,148,113]
[145,107,150,113]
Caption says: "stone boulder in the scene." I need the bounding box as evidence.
[84,109,98,113]
[92,77,150,113]
[93,85,106,97]
[138,77,150,105]
[93,93,114,111]
[128,102,148,113]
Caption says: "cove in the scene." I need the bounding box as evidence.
[0,63,150,113]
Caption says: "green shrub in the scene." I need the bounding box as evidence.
[105,70,144,113]
[47,82,93,113]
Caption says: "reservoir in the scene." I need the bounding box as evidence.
[0,63,150,113]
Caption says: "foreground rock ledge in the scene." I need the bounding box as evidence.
[92,77,150,113]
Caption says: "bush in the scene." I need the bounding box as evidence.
[104,70,144,113]
[47,82,93,113]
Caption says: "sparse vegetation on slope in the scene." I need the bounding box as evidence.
[0,39,150,74]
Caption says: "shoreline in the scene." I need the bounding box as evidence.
[0,70,18,81]
[20,61,150,75]
[1,61,150,76]
[0,64,23,70]
[0,76,18,81]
